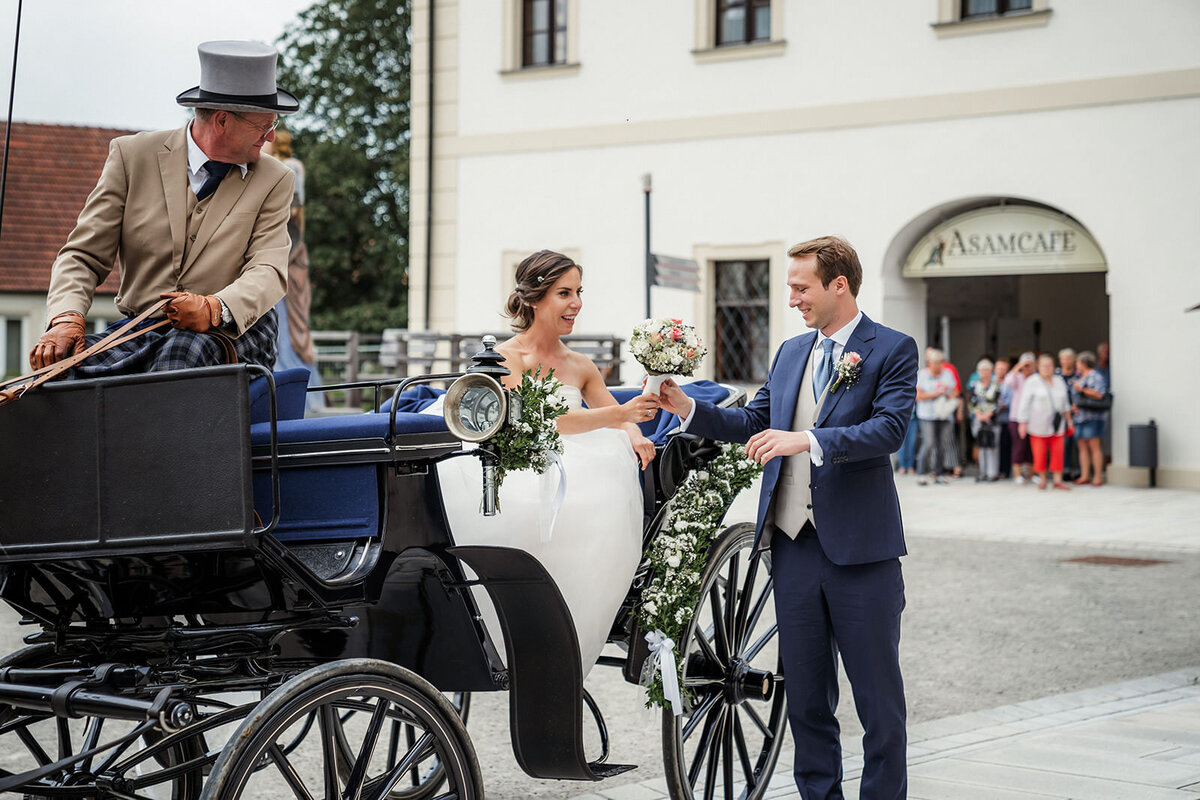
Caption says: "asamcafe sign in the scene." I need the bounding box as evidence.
[903,205,1107,278]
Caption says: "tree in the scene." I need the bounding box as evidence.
[276,0,410,333]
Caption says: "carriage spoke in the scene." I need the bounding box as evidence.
[739,702,771,738]
[681,691,722,743]
[722,709,736,800]
[744,624,779,662]
[79,716,104,773]
[723,554,741,657]
[701,709,727,800]
[708,583,731,664]
[738,576,773,653]
[55,716,73,761]
[693,623,720,669]
[731,556,759,649]
[341,696,391,795]
[318,703,343,797]
[687,703,725,786]
[733,712,756,789]
[16,723,53,767]
[266,742,315,800]
[364,731,436,800]
[406,718,420,787]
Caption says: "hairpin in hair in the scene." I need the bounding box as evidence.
[536,275,545,284]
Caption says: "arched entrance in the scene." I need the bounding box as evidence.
[882,197,1110,366]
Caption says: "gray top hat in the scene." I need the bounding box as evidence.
[176,40,299,114]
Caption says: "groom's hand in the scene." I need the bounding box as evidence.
[745,428,811,465]
[657,379,691,416]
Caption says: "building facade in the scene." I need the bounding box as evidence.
[0,122,127,378]
[410,0,1200,487]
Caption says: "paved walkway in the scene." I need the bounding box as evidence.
[568,479,1200,800]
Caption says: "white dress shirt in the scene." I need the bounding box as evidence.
[677,311,863,467]
[186,122,249,196]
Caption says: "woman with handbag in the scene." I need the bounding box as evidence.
[1017,353,1074,490]
[1071,350,1110,486]
[969,359,1002,481]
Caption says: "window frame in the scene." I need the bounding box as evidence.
[714,0,772,48]
[521,0,567,68]
[712,258,771,384]
[960,0,1034,20]
[693,0,786,63]
[933,0,1050,37]
[501,0,580,77]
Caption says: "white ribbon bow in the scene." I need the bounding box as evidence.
[645,630,683,716]
[539,451,567,543]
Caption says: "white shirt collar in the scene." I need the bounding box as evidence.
[816,310,863,354]
[185,122,248,190]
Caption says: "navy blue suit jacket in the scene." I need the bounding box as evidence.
[690,314,918,565]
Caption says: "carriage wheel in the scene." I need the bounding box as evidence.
[333,691,471,800]
[200,659,481,800]
[662,522,787,800]
[0,644,206,800]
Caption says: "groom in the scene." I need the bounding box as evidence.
[659,236,917,799]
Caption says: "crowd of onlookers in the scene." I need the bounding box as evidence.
[896,343,1111,490]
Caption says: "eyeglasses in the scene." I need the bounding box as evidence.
[229,111,279,137]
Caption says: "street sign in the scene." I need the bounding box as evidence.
[652,253,700,292]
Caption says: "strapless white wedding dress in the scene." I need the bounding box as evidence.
[432,384,644,676]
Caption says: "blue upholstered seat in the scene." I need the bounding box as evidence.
[248,368,311,424]
[253,380,734,543]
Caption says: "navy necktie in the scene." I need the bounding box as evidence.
[195,160,233,201]
[814,338,834,400]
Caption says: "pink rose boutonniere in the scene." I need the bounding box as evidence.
[830,351,863,393]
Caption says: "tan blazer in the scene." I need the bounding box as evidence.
[45,126,294,336]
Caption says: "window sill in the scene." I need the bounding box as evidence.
[500,62,581,80]
[932,8,1052,37]
[692,40,787,64]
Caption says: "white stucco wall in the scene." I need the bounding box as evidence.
[417,0,1200,484]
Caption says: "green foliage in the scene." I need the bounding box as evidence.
[639,444,763,709]
[490,368,569,488]
[276,0,411,334]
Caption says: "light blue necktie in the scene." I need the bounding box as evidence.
[814,338,834,400]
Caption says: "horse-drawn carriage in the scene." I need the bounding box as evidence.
[0,344,785,799]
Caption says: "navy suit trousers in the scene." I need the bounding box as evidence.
[772,529,907,800]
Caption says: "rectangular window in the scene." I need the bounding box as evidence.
[716,0,771,47]
[523,0,567,67]
[4,319,21,377]
[714,260,770,383]
[961,0,1033,18]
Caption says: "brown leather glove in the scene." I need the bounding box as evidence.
[29,312,87,370]
[160,292,222,332]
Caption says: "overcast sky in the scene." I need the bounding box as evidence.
[0,0,311,131]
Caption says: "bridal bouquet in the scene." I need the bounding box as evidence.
[630,318,707,394]
[489,367,568,489]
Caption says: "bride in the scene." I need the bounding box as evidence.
[435,250,660,676]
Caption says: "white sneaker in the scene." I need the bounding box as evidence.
[1014,475,1027,485]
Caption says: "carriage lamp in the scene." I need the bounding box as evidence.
[443,373,508,442]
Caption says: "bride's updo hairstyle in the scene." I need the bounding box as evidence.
[505,250,582,331]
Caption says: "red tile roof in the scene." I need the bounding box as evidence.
[0,121,137,294]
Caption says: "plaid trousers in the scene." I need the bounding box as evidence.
[70,309,278,379]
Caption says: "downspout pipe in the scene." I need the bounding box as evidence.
[423,0,435,330]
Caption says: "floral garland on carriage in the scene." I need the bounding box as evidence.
[638,443,763,711]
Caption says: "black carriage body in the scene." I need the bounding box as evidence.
[0,366,500,691]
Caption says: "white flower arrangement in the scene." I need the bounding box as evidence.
[629,318,707,377]
[638,442,763,709]
[489,367,569,490]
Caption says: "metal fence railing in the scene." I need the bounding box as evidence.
[310,330,624,411]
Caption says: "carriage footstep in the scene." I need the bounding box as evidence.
[587,761,637,778]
